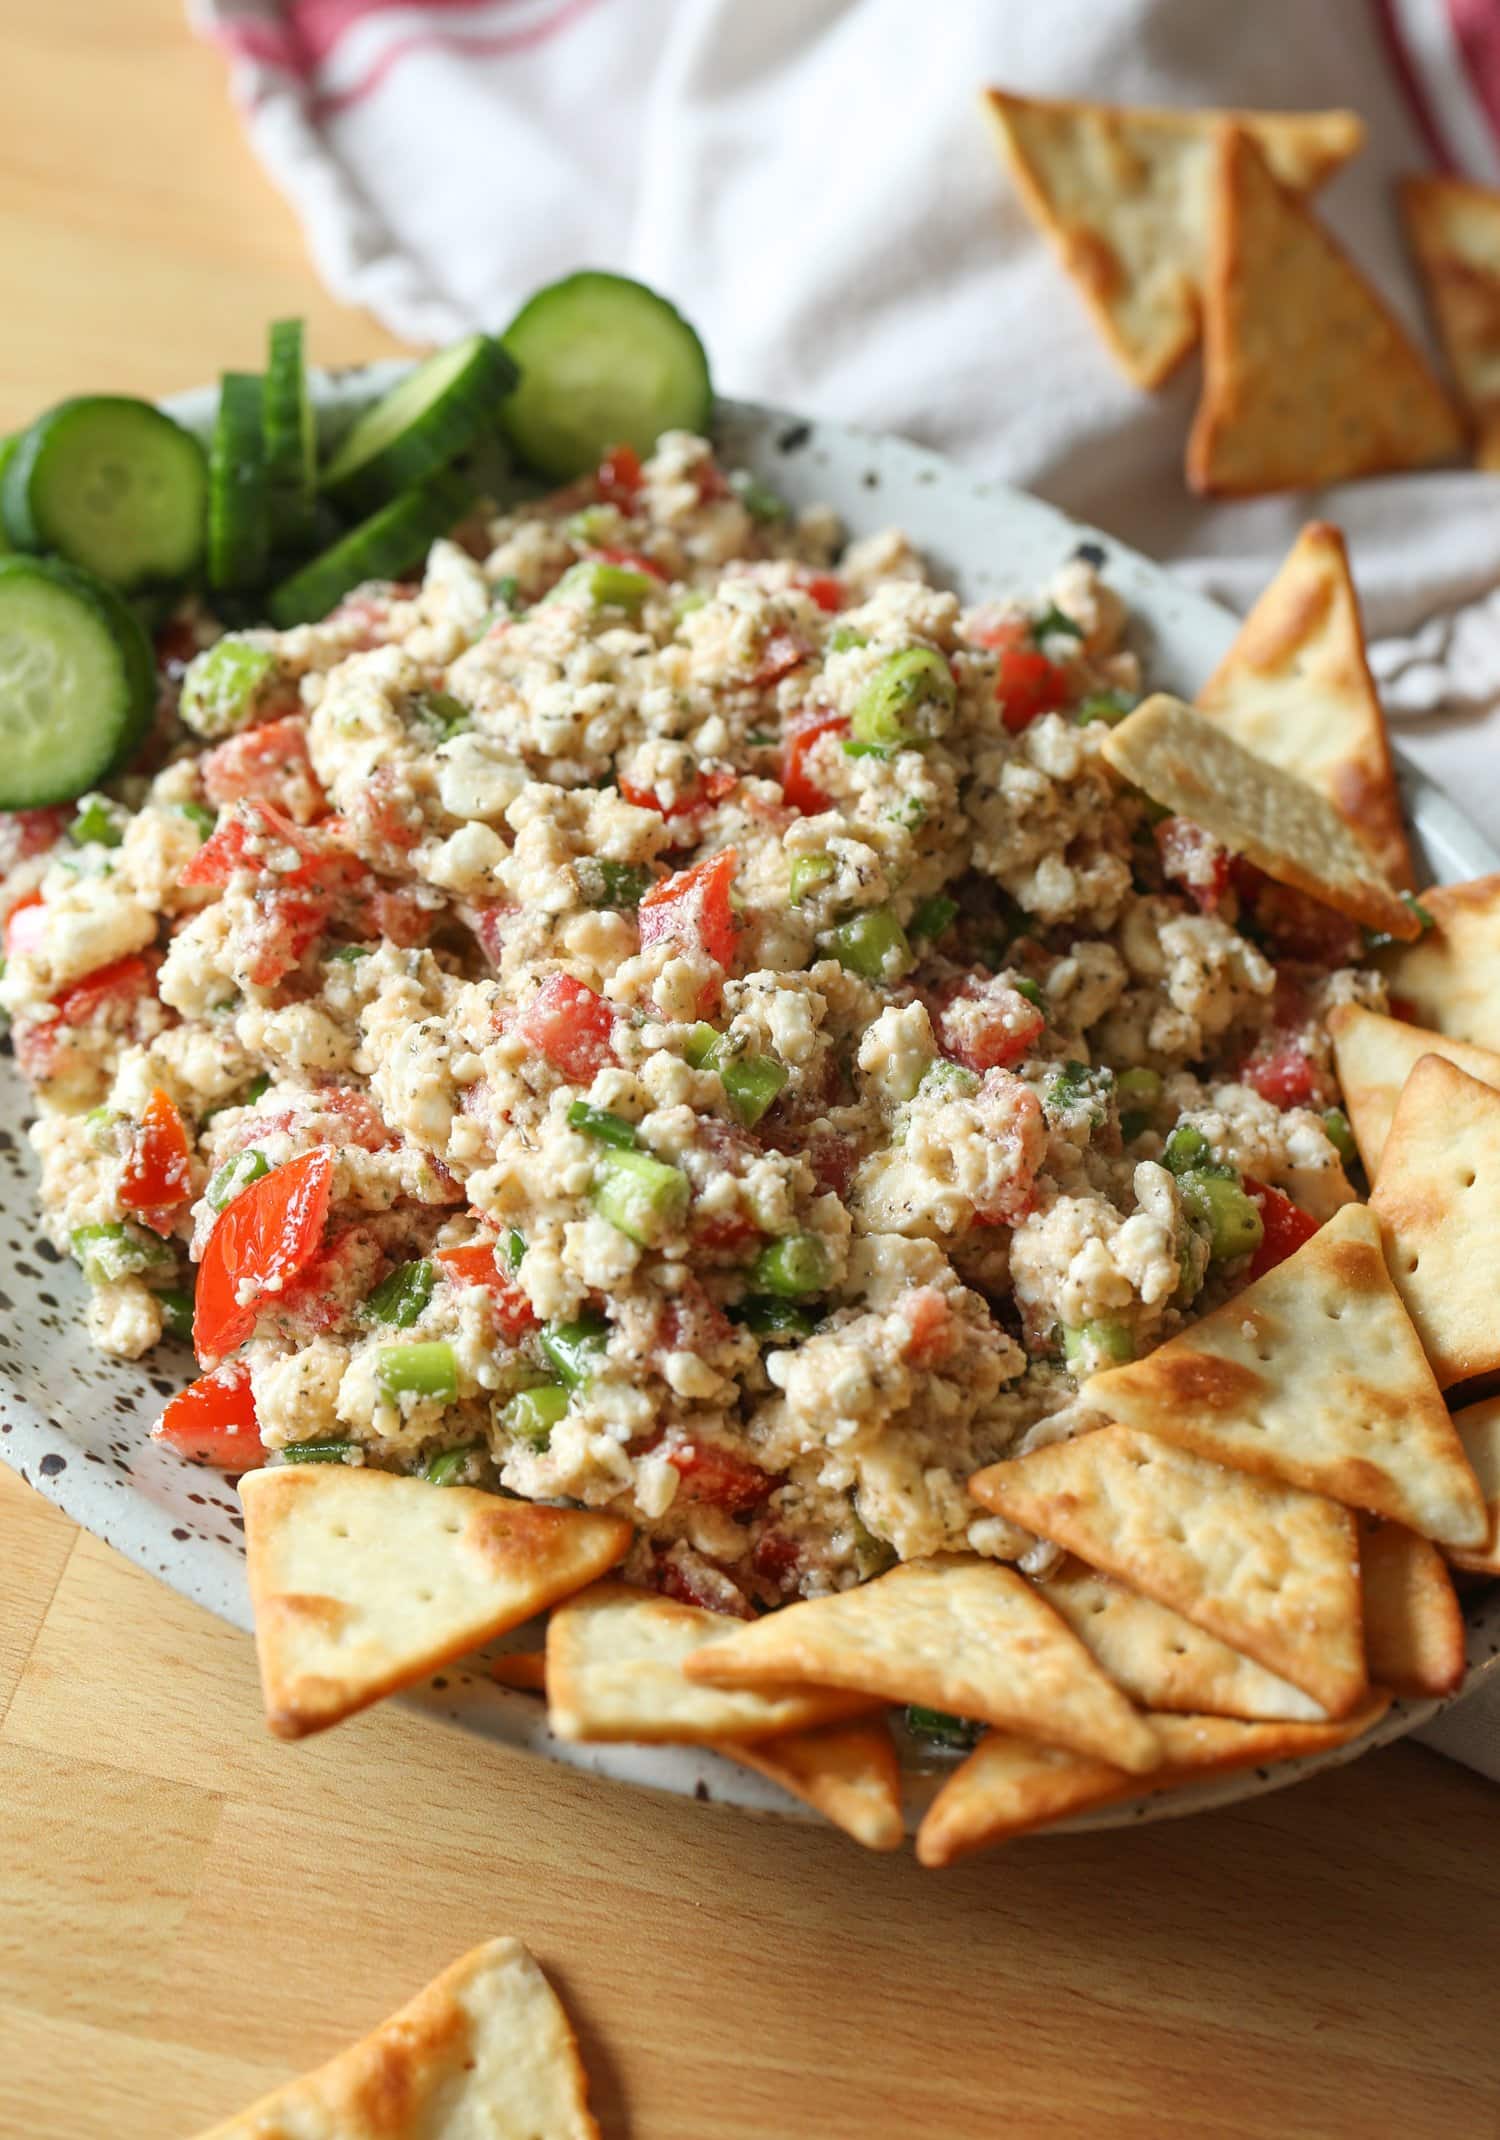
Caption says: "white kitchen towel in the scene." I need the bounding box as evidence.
[195,0,1500,1779]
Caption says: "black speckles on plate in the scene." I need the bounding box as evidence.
[38,1451,65,1476]
[776,421,812,454]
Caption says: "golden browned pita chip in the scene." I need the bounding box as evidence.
[1370,1053,1500,1396]
[1083,1203,1483,1547]
[1378,872,1500,1050]
[1101,696,1418,939]
[545,1582,878,1745]
[1040,1559,1326,1721]
[980,91,1363,388]
[192,1936,598,2139]
[1448,1395,1500,1577]
[731,1718,905,1851]
[915,1696,1391,1867]
[1358,1517,1465,1698]
[1328,1002,1500,1176]
[1400,173,1500,468]
[1188,127,1463,494]
[971,1425,1366,1715]
[238,1467,631,1739]
[1196,524,1412,887]
[683,1557,1162,1773]
[492,1650,548,1693]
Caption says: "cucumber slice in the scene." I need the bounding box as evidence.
[0,555,155,807]
[208,373,271,592]
[264,320,317,551]
[499,271,712,481]
[0,438,17,557]
[319,334,517,511]
[266,470,474,628]
[1,397,207,592]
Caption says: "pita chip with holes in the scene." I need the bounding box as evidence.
[730,1718,906,1852]
[1370,1053,1500,1395]
[1082,1203,1484,1548]
[914,1697,1392,1868]
[1101,697,1419,941]
[1400,172,1500,469]
[191,1936,599,2140]
[1358,1517,1465,1699]
[238,1466,631,1739]
[1195,523,1412,887]
[1188,127,1463,495]
[1447,1396,1500,1577]
[1377,872,1500,1051]
[979,92,1363,388]
[970,1425,1366,1716]
[1039,1559,1326,1722]
[1328,1002,1500,1176]
[682,1557,1162,1774]
[544,1582,879,1745]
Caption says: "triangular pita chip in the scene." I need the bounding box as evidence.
[238,1466,631,1738]
[1328,1002,1500,1175]
[1196,524,1413,887]
[1377,871,1500,1050]
[1083,1202,1484,1547]
[191,1936,599,2139]
[970,1425,1366,1715]
[1358,1517,1465,1699]
[1400,172,1500,469]
[1101,697,1418,939]
[731,1718,906,1851]
[1188,126,1463,494]
[682,1557,1162,1774]
[544,1582,878,1744]
[1447,1395,1500,1577]
[980,91,1363,388]
[1370,1053,1500,1396]
[915,1697,1391,1868]
[492,1649,548,1693]
[1040,1559,1326,1722]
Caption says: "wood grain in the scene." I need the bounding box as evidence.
[2,4,1500,2134]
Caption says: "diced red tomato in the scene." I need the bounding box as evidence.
[120,1087,193,1235]
[619,767,736,819]
[1245,1179,1322,1279]
[1240,874,1364,967]
[595,444,644,507]
[804,1127,859,1198]
[970,1071,1047,1226]
[663,1437,777,1515]
[653,1547,755,1619]
[52,954,153,1029]
[1387,993,1419,1024]
[595,545,666,582]
[437,1239,538,1342]
[937,980,1046,1073]
[691,1211,762,1254]
[517,973,617,1082]
[657,1284,735,1357]
[898,1286,954,1367]
[639,850,738,975]
[240,886,336,987]
[1239,1038,1323,1110]
[201,715,324,822]
[0,807,67,876]
[231,1086,392,1157]
[181,799,333,890]
[753,629,813,690]
[970,617,1071,733]
[151,1361,263,1470]
[4,889,47,957]
[781,706,849,814]
[751,1528,802,1587]
[273,1224,387,1338]
[363,884,436,948]
[1155,816,1230,914]
[794,572,844,613]
[470,901,519,967]
[194,1147,334,1360]
[694,461,730,505]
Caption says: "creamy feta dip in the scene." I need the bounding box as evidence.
[0,431,1383,1613]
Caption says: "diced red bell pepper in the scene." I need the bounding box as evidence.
[437,1239,538,1342]
[971,617,1071,733]
[1245,1179,1322,1279]
[639,850,738,972]
[1155,816,1230,914]
[781,706,849,815]
[151,1361,263,1469]
[194,1146,334,1360]
[619,766,736,818]
[663,1437,776,1515]
[517,972,617,1082]
[794,572,844,613]
[1239,1038,1323,1111]
[4,889,47,958]
[120,1086,194,1235]
[937,983,1046,1073]
[201,715,323,819]
[595,444,644,507]
[898,1286,954,1366]
[181,799,333,889]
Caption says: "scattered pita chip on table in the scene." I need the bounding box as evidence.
[1358,1517,1465,1699]
[1082,1202,1484,1548]
[238,1466,632,1739]
[979,91,1363,388]
[1100,697,1419,940]
[1376,871,1500,1051]
[1400,172,1500,469]
[1447,1396,1500,1577]
[191,1936,599,2140]
[683,1557,1163,1774]
[1039,1559,1326,1722]
[1196,523,1413,888]
[1327,1003,1500,1176]
[914,1697,1392,1868]
[731,1718,906,1853]
[1370,1053,1500,1395]
[970,1425,1367,1717]
[1188,126,1463,494]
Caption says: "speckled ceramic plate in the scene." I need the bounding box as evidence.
[2,371,1496,1838]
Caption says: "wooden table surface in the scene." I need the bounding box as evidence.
[2,6,1500,2135]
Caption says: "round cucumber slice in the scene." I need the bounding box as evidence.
[266,470,474,628]
[208,372,271,592]
[0,438,18,558]
[264,319,317,552]
[2,396,207,592]
[319,334,517,511]
[499,270,712,481]
[0,555,155,807]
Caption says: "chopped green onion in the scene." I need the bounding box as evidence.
[918,1060,981,1101]
[909,894,958,940]
[1120,1113,1151,1142]
[426,1443,481,1486]
[851,646,955,749]
[1074,690,1135,727]
[411,688,470,738]
[281,1439,359,1464]
[1116,1066,1163,1105]
[1404,892,1435,932]
[851,1509,897,1579]
[548,559,655,614]
[826,906,914,983]
[729,1296,821,1340]
[328,943,372,963]
[541,1314,609,1390]
[751,1232,832,1299]
[842,740,891,760]
[490,574,521,613]
[905,1706,981,1750]
[70,1222,174,1287]
[592,1146,691,1245]
[179,637,279,738]
[1061,1318,1135,1371]
[729,469,787,521]
[500,1383,569,1449]
[176,801,218,840]
[828,625,869,652]
[682,1022,720,1068]
[566,504,619,545]
[504,1229,526,1271]
[377,1341,458,1401]
[576,857,654,909]
[1030,604,1084,644]
[567,1100,639,1149]
[720,1054,788,1128]
[1323,1107,1357,1166]
[672,588,709,624]
[789,853,836,904]
[1179,1172,1263,1262]
[156,1286,195,1342]
[1012,977,1045,1009]
[362,1258,436,1328]
[1163,1124,1216,1177]
[1046,1061,1112,1118]
[69,795,123,848]
[207,1147,270,1212]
